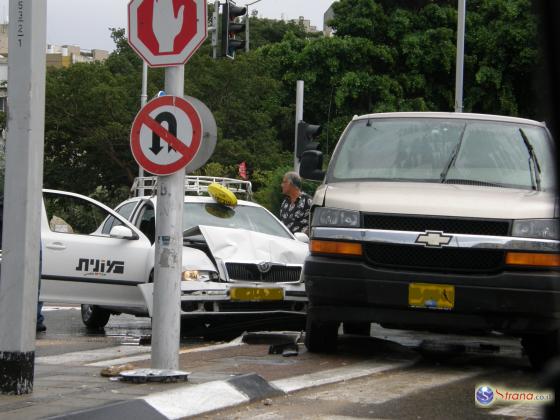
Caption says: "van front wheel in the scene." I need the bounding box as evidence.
[305,318,339,353]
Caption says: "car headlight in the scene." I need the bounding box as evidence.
[512,219,559,240]
[312,207,360,227]
[181,270,217,282]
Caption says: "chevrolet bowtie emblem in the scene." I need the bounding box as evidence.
[415,231,453,248]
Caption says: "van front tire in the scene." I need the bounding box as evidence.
[305,318,339,353]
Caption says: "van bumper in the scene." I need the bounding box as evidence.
[304,256,560,335]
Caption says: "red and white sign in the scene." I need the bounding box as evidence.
[128,0,208,67]
[130,96,203,175]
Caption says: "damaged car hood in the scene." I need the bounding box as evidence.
[186,225,308,264]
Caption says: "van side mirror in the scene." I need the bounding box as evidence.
[299,150,325,181]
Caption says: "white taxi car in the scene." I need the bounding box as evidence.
[40,176,309,332]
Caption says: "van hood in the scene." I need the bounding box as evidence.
[323,182,557,219]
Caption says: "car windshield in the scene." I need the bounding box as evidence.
[182,202,293,239]
[330,118,556,191]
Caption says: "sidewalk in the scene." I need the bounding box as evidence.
[0,334,419,419]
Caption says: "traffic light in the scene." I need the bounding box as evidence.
[221,0,247,59]
[296,120,322,158]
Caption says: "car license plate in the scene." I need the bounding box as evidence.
[408,283,454,310]
[230,287,284,302]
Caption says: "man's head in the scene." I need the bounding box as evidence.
[281,171,302,196]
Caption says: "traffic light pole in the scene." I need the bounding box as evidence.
[294,80,304,171]
[0,0,46,394]
[151,66,184,371]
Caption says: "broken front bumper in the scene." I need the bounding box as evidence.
[138,280,307,318]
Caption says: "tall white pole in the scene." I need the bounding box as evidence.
[151,66,184,370]
[294,80,304,171]
[212,0,219,59]
[245,6,250,52]
[0,0,46,394]
[138,61,148,196]
[454,0,466,113]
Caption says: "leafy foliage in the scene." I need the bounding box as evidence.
[36,1,542,212]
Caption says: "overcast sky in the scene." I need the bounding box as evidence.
[0,0,336,52]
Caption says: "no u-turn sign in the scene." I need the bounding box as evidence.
[130,95,203,175]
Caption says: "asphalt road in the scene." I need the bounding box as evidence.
[37,305,553,420]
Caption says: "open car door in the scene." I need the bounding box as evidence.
[40,190,152,310]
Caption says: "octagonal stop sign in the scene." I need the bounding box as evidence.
[128,0,207,67]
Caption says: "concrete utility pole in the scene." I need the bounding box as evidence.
[151,66,184,370]
[294,80,304,171]
[454,0,466,113]
[0,0,46,394]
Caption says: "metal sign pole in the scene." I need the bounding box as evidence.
[151,65,185,370]
[0,0,46,394]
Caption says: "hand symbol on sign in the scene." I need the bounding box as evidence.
[153,0,185,53]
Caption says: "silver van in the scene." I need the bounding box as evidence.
[299,112,559,369]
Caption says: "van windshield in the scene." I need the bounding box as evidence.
[330,118,556,191]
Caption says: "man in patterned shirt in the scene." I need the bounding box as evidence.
[279,171,312,235]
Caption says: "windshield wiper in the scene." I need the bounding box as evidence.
[519,128,541,191]
[440,123,467,183]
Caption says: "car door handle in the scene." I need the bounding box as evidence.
[46,242,66,250]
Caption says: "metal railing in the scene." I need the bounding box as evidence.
[131,176,253,200]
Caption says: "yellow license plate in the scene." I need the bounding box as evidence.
[230,287,284,302]
[408,283,455,310]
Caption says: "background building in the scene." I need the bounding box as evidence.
[288,16,319,33]
[323,3,336,37]
[0,23,109,115]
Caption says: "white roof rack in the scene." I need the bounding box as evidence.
[131,176,252,200]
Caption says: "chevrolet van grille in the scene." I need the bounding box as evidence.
[364,243,505,273]
[363,214,510,236]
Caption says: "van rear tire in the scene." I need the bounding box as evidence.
[521,331,560,370]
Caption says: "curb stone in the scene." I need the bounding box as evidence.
[44,360,415,419]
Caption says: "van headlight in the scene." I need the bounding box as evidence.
[512,219,559,240]
[312,207,360,228]
[182,270,218,282]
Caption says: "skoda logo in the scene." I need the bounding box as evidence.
[415,231,453,248]
[257,262,272,273]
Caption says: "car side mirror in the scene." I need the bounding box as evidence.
[299,150,325,181]
[110,225,138,240]
[294,232,309,243]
